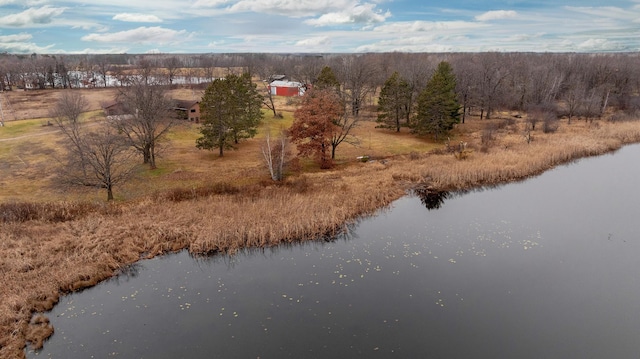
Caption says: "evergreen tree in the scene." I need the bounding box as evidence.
[377,71,412,132]
[412,61,461,140]
[196,73,263,156]
[314,66,340,91]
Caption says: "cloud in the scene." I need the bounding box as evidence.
[6,0,51,5]
[0,33,55,54]
[72,46,131,54]
[227,0,357,17]
[113,13,163,23]
[373,20,486,33]
[0,6,65,27]
[576,38,626,51]
[504,33,545,42]
[193,0,233,7]
[295,36,330,47]
[0,33,33,42]
[305,3,390,26]
[356,38,455,53]
[81,26,190,44]
[475,10,517,22]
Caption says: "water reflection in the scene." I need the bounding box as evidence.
[412,186,450,210]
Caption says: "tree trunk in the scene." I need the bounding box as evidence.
[107,184,114,201]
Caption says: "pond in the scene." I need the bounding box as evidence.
[29,145,640,358]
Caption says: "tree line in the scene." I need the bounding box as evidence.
[44,51,640,200]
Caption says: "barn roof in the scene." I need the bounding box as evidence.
[269,80,303,88]
[173,100,199,110]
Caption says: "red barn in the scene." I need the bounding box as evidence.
[268,81,306,97]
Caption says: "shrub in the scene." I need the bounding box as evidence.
[0,202,118,223]
[159,182,240,202]
[542,112,559,133]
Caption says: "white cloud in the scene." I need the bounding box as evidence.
[81,26,190,44]
[295,36,330,47]
[0,40,54,53]
[576,38,626,51]
[305,3,390,26]
[0,33,33,42]
[193,0,233,7]
[71,46,131,54]
[7,0,51,5]
[227,0,357,17]
[565,6,633,20]
[207,40,226,48]
[113,13,163,23]
[356,39,455,53]
[504,33,545,43]
[0,6,66,27]
[373,20,486,33]
[475,10,517,22]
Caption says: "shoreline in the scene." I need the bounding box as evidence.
[3,119,640,358]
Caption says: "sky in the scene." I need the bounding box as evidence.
[0,0,639,54]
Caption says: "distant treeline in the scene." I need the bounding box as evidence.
[1,52,639,119]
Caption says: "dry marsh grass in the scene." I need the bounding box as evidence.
[3,94,640,357]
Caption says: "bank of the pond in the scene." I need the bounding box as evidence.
[3,120,640,358]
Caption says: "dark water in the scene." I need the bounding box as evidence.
[30,145,640,358]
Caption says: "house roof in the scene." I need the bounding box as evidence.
[269,74,287,82]
[173,100,199,110]
[269,80,303,88]
[101,100,120,109]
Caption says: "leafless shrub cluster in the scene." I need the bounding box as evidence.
[0,201,119,223]
[156,182,240,202]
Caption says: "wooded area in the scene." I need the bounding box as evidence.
[2,51,638,121]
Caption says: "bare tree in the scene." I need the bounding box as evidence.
[562,74,587,124]
[111,78,174,169]
[397,54,435,127]
[163,56,183,87]
[199,55,219,83]
[290,55,325,86]
[452,55,479,123]
[93,55,112,87]
[261,128,289,181]
[247,54,282,118]
[334,55,378,116]
[51,91,136,200]
[475,53,509,119]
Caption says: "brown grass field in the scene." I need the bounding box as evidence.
[2,87,640,358]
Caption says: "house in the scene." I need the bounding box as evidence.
[173,100,200,122]
[101,100,127,117]
[268,80,306,97]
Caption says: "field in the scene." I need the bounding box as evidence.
[0,87,438,203]
[3,86,640,358]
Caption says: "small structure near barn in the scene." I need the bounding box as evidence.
[268,81,306,97]
[173,100,200,122]
[101,100,127,117]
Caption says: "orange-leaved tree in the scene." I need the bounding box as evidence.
[289,88,344,169]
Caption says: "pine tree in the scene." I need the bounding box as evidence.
[314,66,340,91]
[196,73,263,156]
[377,71,412,132]
[413,61,461,140]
